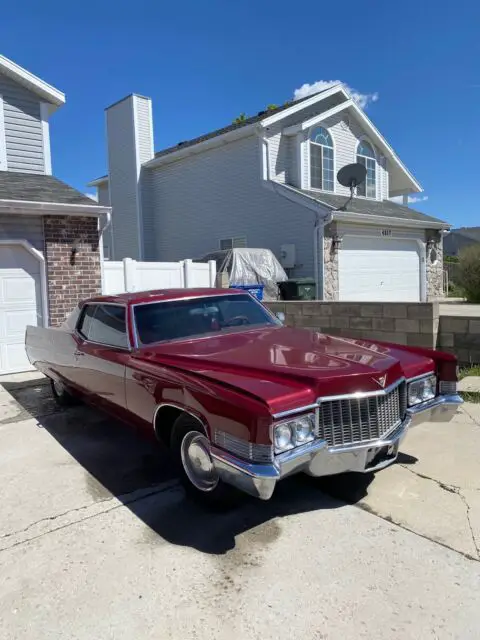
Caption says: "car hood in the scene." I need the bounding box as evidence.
[136,326,434,415]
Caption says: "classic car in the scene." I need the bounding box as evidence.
[25,288,462,507]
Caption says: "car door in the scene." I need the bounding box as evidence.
[73,303,131,419]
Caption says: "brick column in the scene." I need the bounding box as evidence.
[43,216,101,326]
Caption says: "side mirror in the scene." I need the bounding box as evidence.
[275,312,285,324]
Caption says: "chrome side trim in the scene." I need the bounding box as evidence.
[317,376,405,403]
[272,403,320,419]
[406,371,435,383]
[152,402,209,440]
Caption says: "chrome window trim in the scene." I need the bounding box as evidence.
[75,302,132,351]
[131,292,279,350]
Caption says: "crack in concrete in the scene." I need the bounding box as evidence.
[461,405,480,427]
[358,502,479,564]
[398,464,480,561]
[0,480,179,554]
[458,491,480,561]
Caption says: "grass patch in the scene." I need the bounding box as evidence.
[459,365,480,380]
[460,391,480,404]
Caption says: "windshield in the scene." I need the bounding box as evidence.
[134,294,279,345]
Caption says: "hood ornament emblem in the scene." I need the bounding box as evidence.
[375,375,387,388]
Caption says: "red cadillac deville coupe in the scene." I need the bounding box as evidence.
[26,289,462,507]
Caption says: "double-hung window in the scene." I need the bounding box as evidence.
[356,140,376,198]
[309,127,334,191]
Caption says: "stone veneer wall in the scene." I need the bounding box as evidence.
[323,222,338,301]
[425,232,444,300]
[267,301,439,349]
[43,216,101,326]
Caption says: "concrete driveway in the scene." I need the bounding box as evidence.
[1,374,480,640]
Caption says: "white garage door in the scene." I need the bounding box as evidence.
[338,235,421,302]
[0,245,42,374]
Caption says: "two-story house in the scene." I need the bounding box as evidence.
[89,84,448,304]
[0,54,110,374]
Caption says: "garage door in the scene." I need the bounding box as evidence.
[338,235,421,302]
[0,245,42,374]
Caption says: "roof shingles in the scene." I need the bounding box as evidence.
[0,172,98,206]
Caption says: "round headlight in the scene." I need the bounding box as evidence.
[292,415,315,444]
[274,423,293,451]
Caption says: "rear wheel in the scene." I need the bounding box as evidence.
[170,414,240,509]
[50,378,78,407]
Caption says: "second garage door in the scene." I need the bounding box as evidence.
[0,244,43,374]
[338,235,421,302]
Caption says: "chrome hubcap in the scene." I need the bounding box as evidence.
[53,380,64,396]
[180,431,219,492]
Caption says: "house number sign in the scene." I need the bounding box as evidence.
[381,229,392,237]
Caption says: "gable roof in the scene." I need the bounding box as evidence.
[0,172,98,206]
[294,189,448,227]
[0,54,65,113]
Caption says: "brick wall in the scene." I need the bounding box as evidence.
[267,301,439,349]
[43,216,101,326]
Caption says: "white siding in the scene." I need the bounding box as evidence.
[268,93,347,185]
[0,72,45,174]
[300,111,389,200]
[0,214,44,253]
[106,96,142,260]
[150,135,316,277]
[135,96,154,165]
[97,183,113,260]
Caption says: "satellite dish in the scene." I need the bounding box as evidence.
[332,163,367,212]
[337,163,367,189]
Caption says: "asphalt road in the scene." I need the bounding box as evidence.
[1,374,479,639]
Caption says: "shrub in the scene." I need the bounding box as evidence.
[458,245,480,303]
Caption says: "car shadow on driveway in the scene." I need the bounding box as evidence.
[3,379,377,555]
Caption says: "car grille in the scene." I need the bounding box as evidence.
[318,380,407,447]
[213,430,274,463]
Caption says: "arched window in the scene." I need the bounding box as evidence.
[356,140,376,198]
[309,127,334,191]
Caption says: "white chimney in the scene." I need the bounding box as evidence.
[106,94,154,260]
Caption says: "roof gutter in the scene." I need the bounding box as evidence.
[0,199,111,216]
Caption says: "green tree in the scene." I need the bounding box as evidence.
[233,113,247,124]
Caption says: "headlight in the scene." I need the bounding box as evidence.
[407,375,437,406]
[273,413,316,453]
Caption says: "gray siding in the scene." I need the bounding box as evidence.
[97,182,110,206]
[106,97,142,260]
[0,72,45,174]
[0,214,44,253]
[150,135,316,277]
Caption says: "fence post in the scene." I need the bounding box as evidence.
[183,259,193,288]
[123,258,136,292]
[208,260,216,287]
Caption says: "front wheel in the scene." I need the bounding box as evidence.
[170,415,240,509]
[50,378,78,407]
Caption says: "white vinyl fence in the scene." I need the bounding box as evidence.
[102,258,217,295]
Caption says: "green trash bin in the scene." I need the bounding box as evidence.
[279,278,316,301]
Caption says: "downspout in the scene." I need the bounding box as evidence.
[257,126,332,299]
[97,210,112,294]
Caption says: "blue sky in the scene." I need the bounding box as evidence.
[1,0,479,227]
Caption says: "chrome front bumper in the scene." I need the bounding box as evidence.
[211,394,463,501]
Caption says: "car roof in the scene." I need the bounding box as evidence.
[86,288,242,305]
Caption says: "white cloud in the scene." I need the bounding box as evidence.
[293,80,379,109]
[390,195,428,205]
[85,192,98,201]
